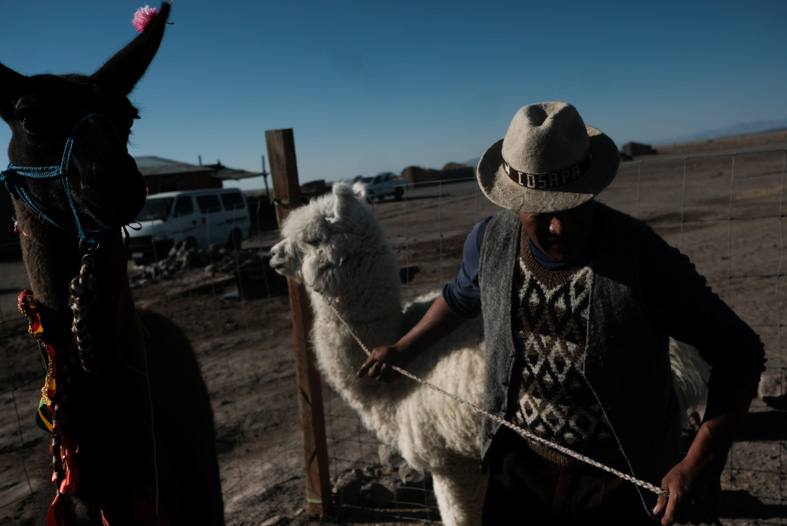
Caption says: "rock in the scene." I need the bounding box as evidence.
[377,444,404,470]
[758,370,787,410]
[398,463,425,484]
[621,141,657,157]
[364,481,395,507]
[376,444,426,483]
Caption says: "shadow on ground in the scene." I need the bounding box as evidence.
[720,489,787,522]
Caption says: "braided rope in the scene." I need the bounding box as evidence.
[69,253,98,372]
[321,295,667,497]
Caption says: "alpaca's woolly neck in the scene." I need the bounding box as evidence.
[307,251,405,401]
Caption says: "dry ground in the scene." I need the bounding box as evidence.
[2,131,787,526]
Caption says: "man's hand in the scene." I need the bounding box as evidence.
[653,455,721,525]
[356,294,467,382]
[357,345,410,382]
[653,383,754,525]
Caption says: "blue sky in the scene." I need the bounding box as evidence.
[0,1,785,191]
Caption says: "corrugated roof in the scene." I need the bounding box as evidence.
[203,163,263,180]
[134,156,261,180]
[134,156,214,176]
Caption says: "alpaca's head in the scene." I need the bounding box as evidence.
[270,181,395,297]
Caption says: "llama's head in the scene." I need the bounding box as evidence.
[270,181,394,297]
[0,3,171,243]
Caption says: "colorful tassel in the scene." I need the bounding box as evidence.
[132,5,158,32]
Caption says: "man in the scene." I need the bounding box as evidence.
[357,102,765,525]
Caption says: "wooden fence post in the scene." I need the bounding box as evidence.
[265,128,333,517]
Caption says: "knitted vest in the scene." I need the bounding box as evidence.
[479,205,682,512]
[510,227,620,465]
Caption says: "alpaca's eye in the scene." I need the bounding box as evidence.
[304,239,320,246]
[17,109,47,136]
[12,97,53,137]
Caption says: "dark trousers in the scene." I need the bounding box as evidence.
[482,433,657,525]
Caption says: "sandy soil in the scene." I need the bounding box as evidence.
[2,131,787,526]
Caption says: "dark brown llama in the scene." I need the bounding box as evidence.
[0,4,224,525]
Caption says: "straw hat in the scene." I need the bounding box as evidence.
[476,101,619,213]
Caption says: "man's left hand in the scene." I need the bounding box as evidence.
[653,456,721,525]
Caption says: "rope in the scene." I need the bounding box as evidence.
[320,295,668,497]
[0,112,114,245]
[69,252,99,372]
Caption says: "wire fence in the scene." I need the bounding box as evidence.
[610,148,787,526]
[1,146,786,525]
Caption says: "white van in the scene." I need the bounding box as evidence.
[128,188,251,264]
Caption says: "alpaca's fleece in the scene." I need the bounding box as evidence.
[270,182,710,525]
[669,338,711,428]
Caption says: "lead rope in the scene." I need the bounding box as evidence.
[319,294,668,497]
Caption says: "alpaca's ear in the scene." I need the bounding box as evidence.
[351,181,368,200]
[0,63,26,120]
[331,182,357,223]
[91,2,171,95]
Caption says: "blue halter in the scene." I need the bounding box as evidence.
[0,113,114,245]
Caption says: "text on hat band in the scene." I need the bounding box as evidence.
[503,150,594,190]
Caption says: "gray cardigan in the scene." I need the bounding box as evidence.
[478,204,764,511]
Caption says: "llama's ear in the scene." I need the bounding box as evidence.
[331,182,358,223]
[0,63,26,120]
[91,2,171,95]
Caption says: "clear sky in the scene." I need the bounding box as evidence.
[0,1,785,191]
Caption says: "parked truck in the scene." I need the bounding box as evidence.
[361,172,407,201]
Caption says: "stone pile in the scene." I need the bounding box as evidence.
[130,240,266,286]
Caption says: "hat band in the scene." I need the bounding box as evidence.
[503,149,594,190]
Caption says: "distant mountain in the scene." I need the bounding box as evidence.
[654,119,787,146]
[459,119,787,167]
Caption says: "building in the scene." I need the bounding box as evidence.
[135,156,262,194]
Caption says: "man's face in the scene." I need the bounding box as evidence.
[517,199,595,264]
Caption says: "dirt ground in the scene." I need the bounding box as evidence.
[2,131,787,526]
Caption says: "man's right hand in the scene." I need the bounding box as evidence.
[357,345,411,382]
[356,294,467,383]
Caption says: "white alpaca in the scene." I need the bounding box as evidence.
[270,182,709,525]
[670,338,711,429]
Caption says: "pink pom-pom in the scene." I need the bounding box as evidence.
[132,5,158,32]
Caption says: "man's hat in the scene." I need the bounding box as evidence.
[476,101,619,213]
